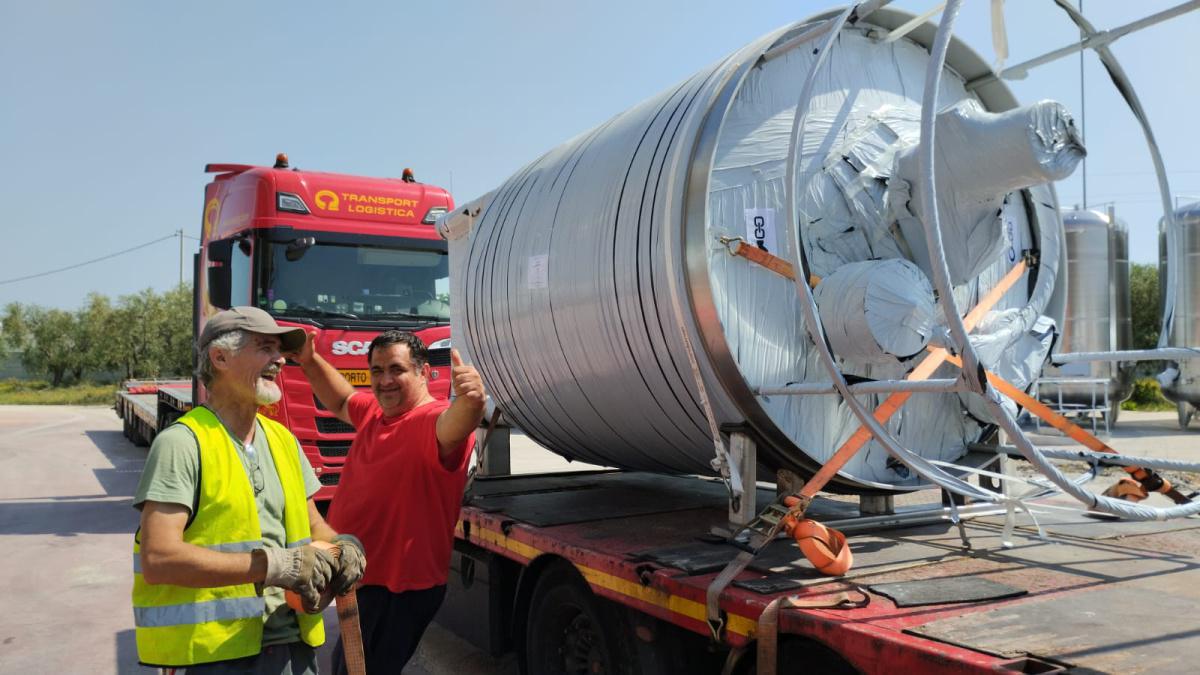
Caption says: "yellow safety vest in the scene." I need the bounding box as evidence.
[131,407,324,667]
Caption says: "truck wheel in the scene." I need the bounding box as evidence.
[524,561,638,675]
[1180,402,1194,430]
[1108,403,1120,427]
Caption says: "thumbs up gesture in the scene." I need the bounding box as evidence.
[450,348,486,405]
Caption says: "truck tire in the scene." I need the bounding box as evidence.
[524,561,639,675]
[1180,402,1194,430]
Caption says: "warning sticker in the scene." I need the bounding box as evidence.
[527,254,549,289]
[744,208,777,253]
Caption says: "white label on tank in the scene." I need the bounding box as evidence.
[1003,210,1020,264]
[527,254,549,289]
[744,208,777,253]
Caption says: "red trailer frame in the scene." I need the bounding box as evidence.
[443,468,1200,674]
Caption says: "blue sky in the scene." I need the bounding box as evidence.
[2,1,1197,309]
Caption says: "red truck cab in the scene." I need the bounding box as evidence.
[199,154,454,500]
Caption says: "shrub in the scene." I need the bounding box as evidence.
[0,378,116,405]
[1122,377,1175,411]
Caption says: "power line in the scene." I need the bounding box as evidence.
[1085,169,1200,177]
[0,233,179,286]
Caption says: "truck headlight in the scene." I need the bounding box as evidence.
[422,206,448,224]
[277,192,310,214]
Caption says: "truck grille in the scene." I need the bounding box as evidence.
[316,417,355,434]
[317,441,351,457]
[314,389,368,411]
[318,472,341,486]
[428,348,451,367]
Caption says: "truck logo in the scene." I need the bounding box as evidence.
[331,340,369,356]
[314,190,340,211]
[203,198,219,238]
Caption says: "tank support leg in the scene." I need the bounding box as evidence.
[478,424,510,477]
[729,432,757,527]
[859,494,894,516]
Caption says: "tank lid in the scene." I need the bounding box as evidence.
[1062,208,1114,229]
[1173,200,1200,217]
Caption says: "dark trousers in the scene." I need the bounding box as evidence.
[174,642,317,674]
[331,584,447,675]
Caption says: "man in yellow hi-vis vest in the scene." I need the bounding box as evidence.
[132,307,367,673]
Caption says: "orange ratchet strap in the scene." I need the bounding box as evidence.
[724,236,1030,576]
[778,259,1029,573]
[721,237,821,287]
[941,352,1191,505]
[785,518,851,576]
[756,589,869,675]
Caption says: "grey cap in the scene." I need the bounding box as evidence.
[199,306,306,352]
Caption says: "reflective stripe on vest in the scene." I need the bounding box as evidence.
[133,540,262,575]
[133,596,266,628]
[131,408,323,667]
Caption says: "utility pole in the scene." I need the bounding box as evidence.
[178,228,184,288]
[1079,0,1087,209]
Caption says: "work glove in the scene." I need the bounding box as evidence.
[256,544,337,610]
[330,533,367,595]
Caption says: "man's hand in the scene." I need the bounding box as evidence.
[257,544,337,610]
[437,349,487,464]
[331,534,367,595]
[287,329,318,366]
[289,331,356,424]
[450,349,486,405]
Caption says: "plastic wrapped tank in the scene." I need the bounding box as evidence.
[1159,201,1200,428]
[1040,207,1134,420]
[443,9,1079,492]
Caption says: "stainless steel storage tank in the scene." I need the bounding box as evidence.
[1040,207,1134,421]
[444,8,1077,492]
[1159,201,1200,427]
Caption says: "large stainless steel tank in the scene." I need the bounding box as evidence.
[444,9,1076,493]
[1160,201,1200,425]
[1040,207,1134,416]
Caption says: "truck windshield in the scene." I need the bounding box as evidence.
[257,239,450,323]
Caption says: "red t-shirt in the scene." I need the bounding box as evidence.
[327,393,474,593]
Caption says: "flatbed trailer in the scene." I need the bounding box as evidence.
[115,380,193,447]
[440,469,1200,674]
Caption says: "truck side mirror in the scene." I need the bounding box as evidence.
[207,238,233,310]
[285,236,316,262]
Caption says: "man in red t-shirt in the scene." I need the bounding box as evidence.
[291,329,485,673]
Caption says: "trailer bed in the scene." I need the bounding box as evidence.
[114,380,192,446]
[455,471,1200,673]
[120,392,158,426]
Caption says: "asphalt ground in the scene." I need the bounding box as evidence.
[0,404,1195,673]
[0,405,583,674]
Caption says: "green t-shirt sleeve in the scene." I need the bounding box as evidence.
[133,424,199,512]
[296,438,322,499]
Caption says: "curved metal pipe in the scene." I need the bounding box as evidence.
[782,1,997,503]
[915,1,1200,521]
[1050,0,1180,349]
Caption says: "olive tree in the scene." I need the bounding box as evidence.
[1129,263,1161,350]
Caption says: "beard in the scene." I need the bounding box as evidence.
[255,378,282,405]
